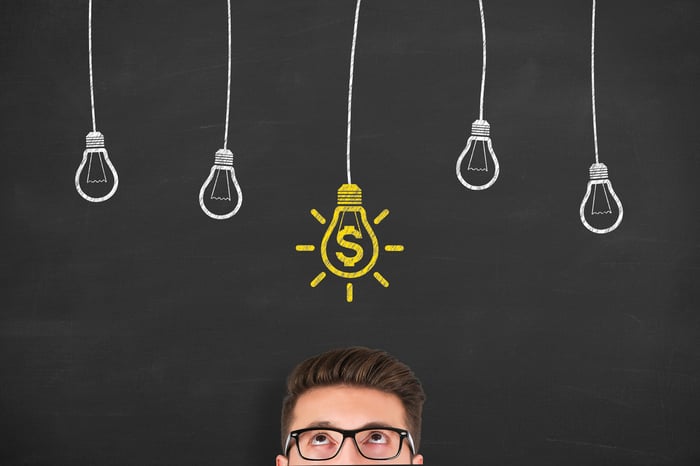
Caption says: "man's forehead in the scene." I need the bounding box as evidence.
[296,420,398,429]
[290,385,408,430]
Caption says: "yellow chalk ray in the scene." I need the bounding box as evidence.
[346,282,353,302]
[296,245,315,252]
[310,272,326,287]
[373,209,390,224]
[310,209,326,224]
[373,272,389,288]
[384,245,404,252]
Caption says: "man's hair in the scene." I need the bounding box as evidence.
[280,346,426,451]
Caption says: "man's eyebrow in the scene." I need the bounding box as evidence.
[306,421,333,428]
[302,421,396,430]
[357,422,393,429]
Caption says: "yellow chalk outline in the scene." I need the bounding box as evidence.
[320,205,379,279]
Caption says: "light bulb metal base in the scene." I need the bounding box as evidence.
[85,131,105,149]
[589,162,608,180]
[214,148,234,166]
[471,119,490,137]
[337,183,362,206]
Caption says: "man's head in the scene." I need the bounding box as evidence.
[276,347,425,465]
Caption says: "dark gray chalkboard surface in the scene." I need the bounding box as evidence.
[1,1,698,465]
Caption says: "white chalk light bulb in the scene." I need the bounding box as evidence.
[456,119,499,190]
[579,162,623,234]
[198,148,242,220]
[75,131,119,202]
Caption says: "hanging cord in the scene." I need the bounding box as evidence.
[346,0,362,184]
[591,0,599,164]
[88,0,96,132]
[478,0,486,121]
[223,0,232,150]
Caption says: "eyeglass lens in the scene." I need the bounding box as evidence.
[296,428,404,460]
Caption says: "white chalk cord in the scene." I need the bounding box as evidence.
[346,0,362,185]
[223,0,232,150]
[591,0,599,164]
[478,0,486,121]
[88,0,96,132]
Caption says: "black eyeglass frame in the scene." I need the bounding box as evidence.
[284,426,416,461]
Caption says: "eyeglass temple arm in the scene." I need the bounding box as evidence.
[406,431,417,455]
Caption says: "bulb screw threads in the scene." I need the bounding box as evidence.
[589,162,609,180]
[214,148,234,166]
[337,183,362,205]
[471,119,490,137]
[85,131,105,149]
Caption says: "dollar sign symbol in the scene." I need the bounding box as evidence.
[336,225,364,267]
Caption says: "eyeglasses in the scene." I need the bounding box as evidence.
[284,426,415,461]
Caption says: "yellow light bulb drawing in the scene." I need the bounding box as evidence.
[296,0,403,302]
[321,184,378,278]
[296,184,404,303]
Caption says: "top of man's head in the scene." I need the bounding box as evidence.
[280,346,426,451]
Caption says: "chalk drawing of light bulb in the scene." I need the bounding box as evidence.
[75,131,119,202]
[76,1,119,203]
[296,184,404,303]
[320,183,380,279]
[579,0,624,234]
[455,0,500,191]
[198,148,242,220]
[295,0,404,303]
[579,162,623,234]
[197,0,244,220]
[456,119,499,190]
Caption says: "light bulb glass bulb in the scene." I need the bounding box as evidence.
[199,148,242,220]
[75,131,119,202]
[320,183,380,279]
[456,119,500,190]
[579,162,623,234]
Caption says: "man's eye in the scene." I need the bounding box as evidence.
[367,431,388,444]
[311,434,330,445]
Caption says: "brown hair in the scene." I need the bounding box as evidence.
[280,346,426,451]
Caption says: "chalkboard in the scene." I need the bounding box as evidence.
[1,1,699,465]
